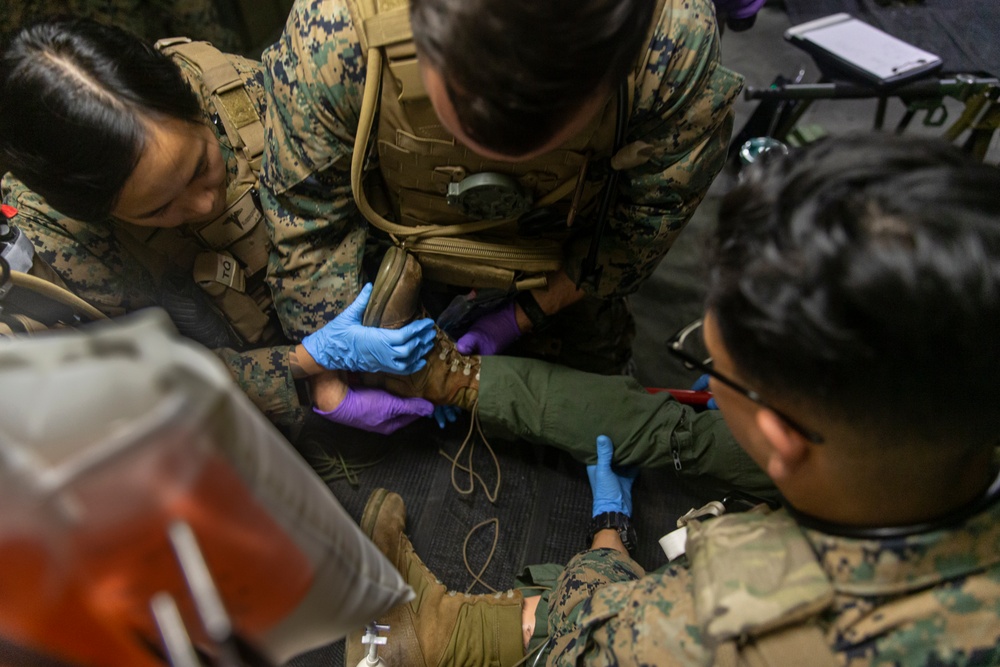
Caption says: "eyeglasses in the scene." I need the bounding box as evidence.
[666,319,825,444]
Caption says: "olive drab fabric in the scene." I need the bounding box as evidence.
[475,355,775,499]
[259,0,743,339]
[1,48,308,435]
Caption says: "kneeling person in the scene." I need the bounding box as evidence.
[349,134,1000,665]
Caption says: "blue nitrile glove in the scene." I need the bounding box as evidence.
[302,283,436,374]
[313,386,434,435]
[586,435,639,517]
[691,374,719,409]
[431,405,461,429]
[455,301,521,356]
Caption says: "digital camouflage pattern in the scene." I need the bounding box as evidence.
[544,497,1000,666]
[0,50,309,436]
[259,0,743,341]
[1,0,242,53]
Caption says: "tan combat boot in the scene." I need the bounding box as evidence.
[346,489,524,667]
[358,330,481,411]
[363,246,423,329]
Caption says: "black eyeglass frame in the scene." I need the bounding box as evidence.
[666,319,825,444]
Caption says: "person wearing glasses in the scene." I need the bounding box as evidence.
[341,134,1000,666]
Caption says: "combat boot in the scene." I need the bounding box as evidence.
[359,330,481,411]
[363,246,423,329]
[346,489,524,667]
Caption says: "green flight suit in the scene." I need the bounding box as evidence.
[477,356,774,498]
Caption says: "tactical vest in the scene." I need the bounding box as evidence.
[345,0,662,292]
[112,39,276,347]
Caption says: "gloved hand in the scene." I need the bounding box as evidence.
[691,374,719,409]
[431,405,462,429]
[587,435,638,517]
[455,301,521,356]
[313,386,434,435]
[302,283,436,374]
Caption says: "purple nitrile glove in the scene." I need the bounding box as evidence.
[313,386,434,435]
[455,301,522,356]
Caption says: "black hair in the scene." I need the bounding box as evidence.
[410,0,657,157]
[708,134,1000,447]
[0,19,202,222]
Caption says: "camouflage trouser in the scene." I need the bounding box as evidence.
[476,356,775,499]
[513,556,648,663]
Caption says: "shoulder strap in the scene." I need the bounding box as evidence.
[347,0,506,240]
[155,38,264,175]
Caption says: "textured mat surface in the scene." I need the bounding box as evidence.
[286,412,724,667]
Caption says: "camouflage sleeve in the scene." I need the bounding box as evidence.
[1,174,157,316]
[259,0,369,340]
[211,344,307,437]
[565,0,744,298]
[547,549,708,666]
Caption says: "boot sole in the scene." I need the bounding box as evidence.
[363,248,406,327]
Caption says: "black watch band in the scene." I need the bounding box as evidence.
[294,376,313,408]
[515,290,550,332]
[588,511,638,554]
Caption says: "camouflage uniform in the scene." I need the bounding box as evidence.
[259,0,743,360]
[477,356,775,500]
[540,481,1000,666]
[1,52,308,436]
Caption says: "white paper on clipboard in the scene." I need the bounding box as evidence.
[785,13,942,85]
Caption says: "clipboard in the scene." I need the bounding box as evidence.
[785,13,943,87]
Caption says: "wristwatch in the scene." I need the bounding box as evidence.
[588,511,638,554]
